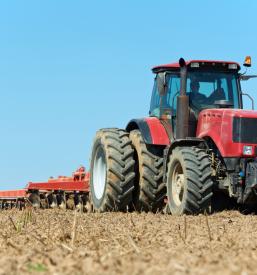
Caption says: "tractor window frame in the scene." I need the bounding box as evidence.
[149,78,161,117]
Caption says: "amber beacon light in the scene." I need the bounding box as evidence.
[244,56,252,67]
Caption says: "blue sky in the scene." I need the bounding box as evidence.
[1,0,257,190]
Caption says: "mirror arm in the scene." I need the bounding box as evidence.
[242,92,255,110]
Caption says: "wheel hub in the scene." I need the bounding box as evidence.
[172,162,185,207]
[93,146,107,200]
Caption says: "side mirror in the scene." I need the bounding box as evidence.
[156,72,166,96]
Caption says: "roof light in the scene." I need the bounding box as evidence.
[244,56,252,67]
[190,62,199,68]
[228,63,238,70]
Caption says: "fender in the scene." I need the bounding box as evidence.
[126,117,170,145]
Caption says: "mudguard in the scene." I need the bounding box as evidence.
[126,117,170,145]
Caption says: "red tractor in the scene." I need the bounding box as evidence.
[89,56,257,215]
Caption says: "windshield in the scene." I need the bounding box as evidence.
[186,72,240,112]
[150,71,240,118]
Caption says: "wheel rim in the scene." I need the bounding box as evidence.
[93,145,107,200]
[171,161,185,207]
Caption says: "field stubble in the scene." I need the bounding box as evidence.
[0,209,257,274]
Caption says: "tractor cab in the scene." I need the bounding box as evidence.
[150,60,243,138]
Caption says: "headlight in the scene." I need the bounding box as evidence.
[243,145,253,156]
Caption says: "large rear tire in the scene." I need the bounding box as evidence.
[129,130,166,212]
[90,129,135,212]
[166,147,213,215]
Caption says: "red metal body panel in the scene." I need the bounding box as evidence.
[26,180,89,192]
[0,189,27,199]
[197,109,257,157]
[26,168,90,192]
[152,60,241,71]
[145,117,170,145]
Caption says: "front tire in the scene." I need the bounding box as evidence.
[90,129,135,212]
[166,147,213,215]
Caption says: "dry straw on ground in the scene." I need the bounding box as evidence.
[0,209,257,274]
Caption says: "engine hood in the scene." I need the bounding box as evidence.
[197,108,257,157]
[199,108,257,119]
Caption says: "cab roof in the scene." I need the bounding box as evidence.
[152,59,241,73]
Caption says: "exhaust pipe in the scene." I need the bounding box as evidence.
[176,58,189,139]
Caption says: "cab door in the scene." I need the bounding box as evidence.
[149,73,180,140]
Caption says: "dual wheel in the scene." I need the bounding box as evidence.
[90,128,213,215]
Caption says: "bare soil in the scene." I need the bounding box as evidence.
[0,209,257,275]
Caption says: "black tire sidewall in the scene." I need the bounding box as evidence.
[129,130,165,212]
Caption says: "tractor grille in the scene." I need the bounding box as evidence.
[233,117,257,144]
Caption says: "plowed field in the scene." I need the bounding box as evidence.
[1,209,257,274]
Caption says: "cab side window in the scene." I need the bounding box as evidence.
[167,75,180,115]
[149,79,161,117]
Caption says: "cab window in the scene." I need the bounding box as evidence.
[149,74,180,117]
[166,74,180,115]
[149,80,160,117]
[187,72,240,111]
